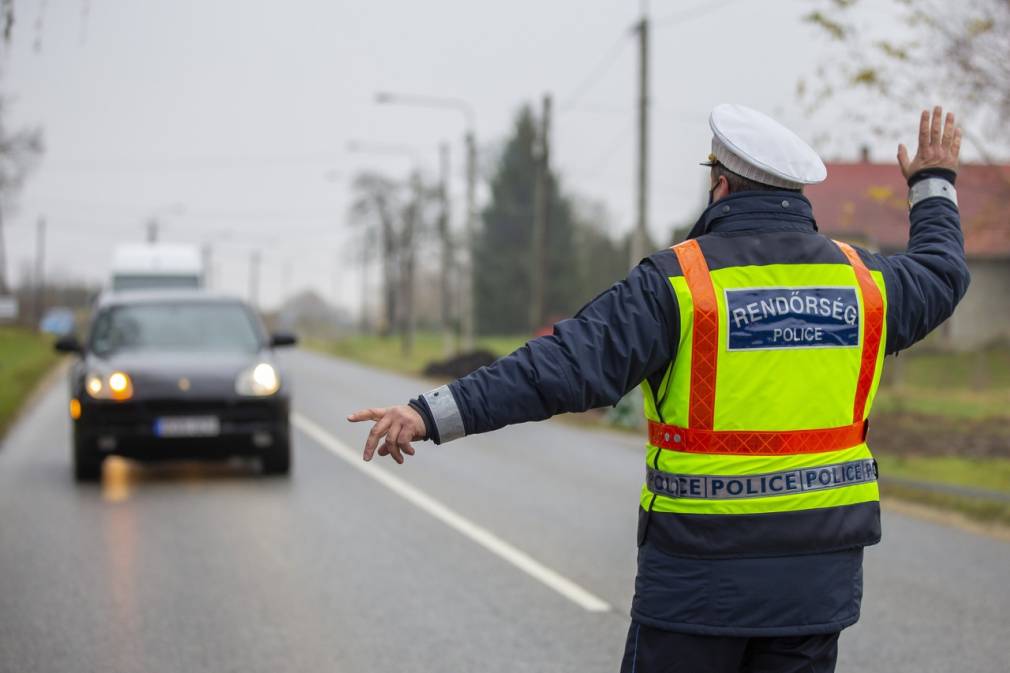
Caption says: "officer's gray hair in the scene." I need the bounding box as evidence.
[712,163,803,195]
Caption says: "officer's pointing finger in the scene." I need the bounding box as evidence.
[347,407,385,423]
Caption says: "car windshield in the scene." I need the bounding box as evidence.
[90,301,262,356]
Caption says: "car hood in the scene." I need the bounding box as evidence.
[87,350,274,398]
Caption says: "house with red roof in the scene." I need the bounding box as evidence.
[807,155,1010,350]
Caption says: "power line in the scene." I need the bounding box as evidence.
[576,117,637,181]
[18,197,343,223]
[653,0,744,28]
[43,151,351,173]
[559,30,633,112]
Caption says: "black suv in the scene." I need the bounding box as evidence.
[56,291,296,481]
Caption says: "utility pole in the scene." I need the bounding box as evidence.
[281,259,292,304]
[401,172,421,358]
[359,233,372,333]
[0,204,8,295]
[530,93,552,332]
[462,131,477,351]
[630,9,650,268]
[201,243,213,289]
[249,250,261,309]
[33,217,46,325]
[438,142,455,357]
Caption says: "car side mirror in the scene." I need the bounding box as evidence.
[54,334,83,354]
[270,332,298,348]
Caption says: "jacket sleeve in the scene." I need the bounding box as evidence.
[410,259,679,443]
[860,170,970,355]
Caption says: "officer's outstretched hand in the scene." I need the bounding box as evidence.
[897,105,961,179]
[347,405,426,465]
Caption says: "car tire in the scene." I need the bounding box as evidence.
[73,433,103,482]
[261,431,291,476]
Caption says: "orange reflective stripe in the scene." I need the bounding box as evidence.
[834,241,884,422]
[672,240,718,430]
[649,420,868,455]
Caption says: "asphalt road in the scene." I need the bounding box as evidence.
[1,349,1007,673]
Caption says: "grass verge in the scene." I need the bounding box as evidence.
[305,332,528,377]
[876,455,1010,496]
[880,482,1010,528]
[876,453,1010,528]
[875,344,1010,422]
[0,327,60,438]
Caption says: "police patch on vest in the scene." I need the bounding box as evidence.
[725,287,860,350]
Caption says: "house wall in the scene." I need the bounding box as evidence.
[942,258,1010,349]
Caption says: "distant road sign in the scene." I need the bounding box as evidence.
[0,296,19,321]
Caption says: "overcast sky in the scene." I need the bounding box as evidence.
[2,0,916,313]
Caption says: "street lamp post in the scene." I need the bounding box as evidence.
[375,92,477,352]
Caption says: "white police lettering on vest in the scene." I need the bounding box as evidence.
[726,287,860,350]
[646,459,877,501]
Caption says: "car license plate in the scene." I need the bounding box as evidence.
[154,416,221,438]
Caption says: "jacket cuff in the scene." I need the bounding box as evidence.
[418,385,466,444]
[908,177,958,209]
[407,398,435,442]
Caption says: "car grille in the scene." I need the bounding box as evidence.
[91,398,282,423]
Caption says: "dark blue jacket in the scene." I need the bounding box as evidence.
[412,171,968,635]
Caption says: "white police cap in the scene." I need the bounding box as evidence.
[705,103,826,189]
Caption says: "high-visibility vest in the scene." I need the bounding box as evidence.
[639,236,886,558]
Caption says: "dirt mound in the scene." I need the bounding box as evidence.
[423,350,498,379]
[869,412,1010,459]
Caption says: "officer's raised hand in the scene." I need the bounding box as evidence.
[347,405,426,464]
[897,105,961,178]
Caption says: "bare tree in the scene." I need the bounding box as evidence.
[349,172,403,336]
[0,97,44,294]
[802,0,1010,166]
[348,170,441,354]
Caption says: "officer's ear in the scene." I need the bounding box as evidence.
[712,174,731,201]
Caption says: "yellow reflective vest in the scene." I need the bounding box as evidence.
[639,236,886,558]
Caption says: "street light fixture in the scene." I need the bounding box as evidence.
[374,91,477,351]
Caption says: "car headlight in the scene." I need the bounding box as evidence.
[235,362,280,396]
[85,371,134,401]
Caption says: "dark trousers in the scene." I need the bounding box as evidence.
[620,622,839,673]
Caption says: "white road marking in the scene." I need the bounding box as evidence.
[292,412,612,613]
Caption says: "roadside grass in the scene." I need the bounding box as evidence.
[304,332,528,377]
[875,344,1010,421]
[0,327,59,438]
[873,386,1010,421]
[880,482,1010,528]
[876,455,1010,496]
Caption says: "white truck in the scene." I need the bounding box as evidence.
[110,244,204,292]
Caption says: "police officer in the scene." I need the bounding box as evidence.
[349,104,969,673]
